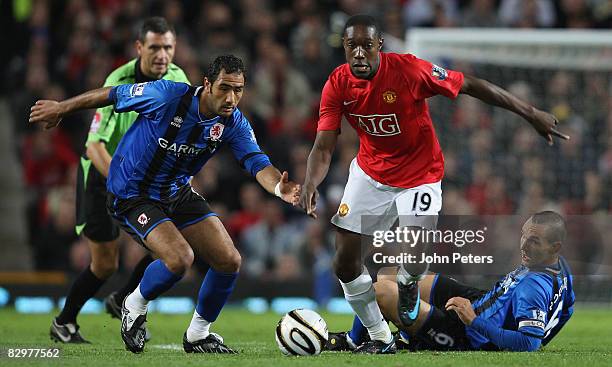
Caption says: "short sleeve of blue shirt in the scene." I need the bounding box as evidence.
[513,276,550,338]
[227,110,271,176]
[109,79,189,119]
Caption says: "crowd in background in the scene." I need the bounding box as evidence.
[2,0,611,304]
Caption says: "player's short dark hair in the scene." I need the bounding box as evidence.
[530,211,567,245]
[138,17,175,42]
[207,55,246,85]
[343,14,382,39]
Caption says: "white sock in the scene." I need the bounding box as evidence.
[186,310,211,343]
[340,268,393,343]
[125,285,148,315]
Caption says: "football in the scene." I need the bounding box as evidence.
[275,309,328,356]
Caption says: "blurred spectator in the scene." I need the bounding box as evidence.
[599,134,612,176]
[461,0,501,27]
[291,16,335,92]
[161,0,186,36]
[481,175,514,214]
[555,125,590,200]
[465,160,491,212]
[584,171,606,213]
[11,64,49,137]
[499,0,556,28]
[492,81,538,151]
[227,183,265,240]
[443,149,465,188]
[517,182,551,215]
[69,237,90,272]
[195,2,249,70]
[557,0,595,28]
[453,95,493,132]
[441,187,476,215]
[22,126,77,195]
[381,6,407,53]
[327,132,358,187]
[298,219,335,305]
[36,185,78,270]
[252,42,313,139]
[22,125,77,267]
[241,199,302,280]
[402,0,459,28]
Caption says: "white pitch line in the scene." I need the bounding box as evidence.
[149,341,267,351]
[149,344,183,350]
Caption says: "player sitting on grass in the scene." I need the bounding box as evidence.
[328,211,574,352]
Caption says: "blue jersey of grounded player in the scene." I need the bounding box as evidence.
[106,79,271,200]
[467,256,574,351]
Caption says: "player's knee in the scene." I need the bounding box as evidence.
[213,247,241,273]
[90,250,119,279]
[91,258,118,279]
[333,235,362,281]
[178,247,195,273]
[163,244,194,275]
[333,254,362,282]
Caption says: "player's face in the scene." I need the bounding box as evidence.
[205,70,244,118]
[136,31,176,79]
[520,219,559,267]
[343,25,383,80]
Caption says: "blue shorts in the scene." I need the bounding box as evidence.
[107,184,216,248]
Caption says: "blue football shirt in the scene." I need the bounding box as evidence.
[106,80,271,200]
[466,256,574,349]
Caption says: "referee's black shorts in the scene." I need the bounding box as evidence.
[75,158,120,242]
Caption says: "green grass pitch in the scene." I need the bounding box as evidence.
[0,307,610,366]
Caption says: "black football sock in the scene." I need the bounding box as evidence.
[56,266,105,325]
[114,254,154,302]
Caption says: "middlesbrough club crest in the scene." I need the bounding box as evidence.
[206,122,224,153]
[137,213,149,226]
[210,123,225,141]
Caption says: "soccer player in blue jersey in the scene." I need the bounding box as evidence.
[51,16,189,344]
[329,211,574,352]
[30,55,301,354]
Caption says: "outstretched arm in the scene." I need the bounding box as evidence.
[299,130,339,218]
[460,75,569,146]
[255,166,300,205]
[29,87,114,129]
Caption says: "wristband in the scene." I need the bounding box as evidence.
[274,182,282,198]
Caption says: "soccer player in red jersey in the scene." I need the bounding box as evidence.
[299,15,569,354]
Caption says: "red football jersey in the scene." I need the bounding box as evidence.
[318,52,464,188]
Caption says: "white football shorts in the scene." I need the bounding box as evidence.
[331,158,442,235]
